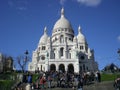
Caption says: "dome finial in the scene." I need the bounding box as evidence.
[78,25,82,34]
[61,7,64,17]
[44,26,47,34]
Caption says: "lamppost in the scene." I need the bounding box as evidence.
[17,50,29,73]
[24,50,29,60]
[24,50,29,72]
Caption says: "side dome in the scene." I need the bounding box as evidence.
[77,26,86,43]
[39,27,48,44]
[53,8,73,30]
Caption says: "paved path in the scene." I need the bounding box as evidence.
[46,81,115,90]
[83,81,114,90]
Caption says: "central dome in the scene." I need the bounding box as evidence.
[53,8,73,30]
[53,16,72,30]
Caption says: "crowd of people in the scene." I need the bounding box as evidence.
[30,71,101,90]
[14,70,120,90]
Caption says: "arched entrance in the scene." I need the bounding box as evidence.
[50,64,56,72]
[59,64,65,73]
[68,64,74,73]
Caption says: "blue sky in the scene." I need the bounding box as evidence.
[0,0,120,70]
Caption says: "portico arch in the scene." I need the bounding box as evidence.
[50,64,56,72]
[68,64,74,73]
[59,64,65,73]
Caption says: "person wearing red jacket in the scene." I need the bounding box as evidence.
[40,75,46,89]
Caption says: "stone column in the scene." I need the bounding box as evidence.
[65,65,68,72]
[74,63,79,73]
[56,63,59,71]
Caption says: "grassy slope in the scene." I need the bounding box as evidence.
[101,73,120,81]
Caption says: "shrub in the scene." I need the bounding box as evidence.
[0,80,15,90]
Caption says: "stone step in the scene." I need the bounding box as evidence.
[83,81,114,90]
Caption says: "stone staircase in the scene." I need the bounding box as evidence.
[83,81,114,90]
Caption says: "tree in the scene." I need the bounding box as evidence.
[1,54,13,73]
[16,50,29,73]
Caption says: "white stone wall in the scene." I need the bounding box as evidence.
[28,8,98,73]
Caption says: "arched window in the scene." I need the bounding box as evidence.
[53,49,56,59]
[80,46,84,50]
[60,48,64,57]
[68,49,71,59]
[53,53,55,59]
[42,46,46,50]
[60,35,64,43]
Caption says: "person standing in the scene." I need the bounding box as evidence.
[27,74,32,83]
[47,75,52,88]
[95,72,98,82]
[77,78,83,90]
[40,75,46,89]
[97,72,101,82]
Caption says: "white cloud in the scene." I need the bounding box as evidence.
[17,6,27,11]
[77,0,102,7]
[117,36,120,42]
[60,0,66,6]
[8,0,28,11]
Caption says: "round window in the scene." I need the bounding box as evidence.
[80,56,85,60]
[41,56,45,60]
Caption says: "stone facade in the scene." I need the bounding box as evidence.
[28,8,98,73]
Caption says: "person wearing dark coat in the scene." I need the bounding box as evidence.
[78,78,83,90]
[97,72,101,82]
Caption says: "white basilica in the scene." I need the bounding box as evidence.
[28,8,98,73]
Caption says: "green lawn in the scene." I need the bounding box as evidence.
[101,73,120,81]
